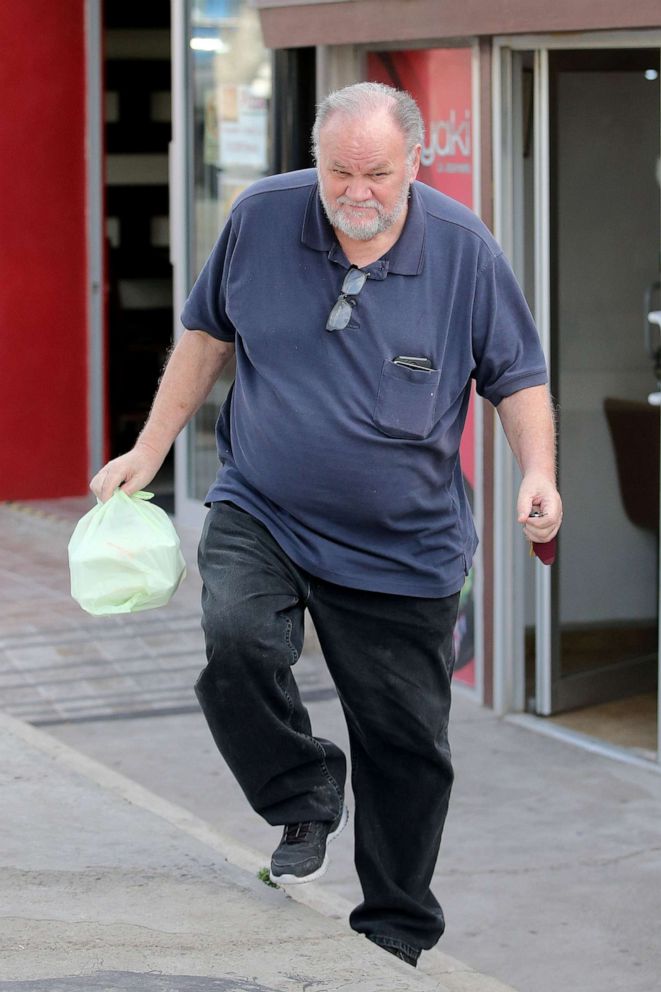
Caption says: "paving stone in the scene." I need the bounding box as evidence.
[0,500,328,729]
[0,686,42,704]
[4,646,66,669]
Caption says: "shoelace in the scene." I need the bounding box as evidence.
[282,821,313,844]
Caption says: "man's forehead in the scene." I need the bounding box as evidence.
[319,109,403,145]
[319,114,406,163]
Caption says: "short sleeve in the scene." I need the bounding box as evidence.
[180,216,237,341]
[472,250,548,405]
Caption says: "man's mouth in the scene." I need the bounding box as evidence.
[341,203,377,212]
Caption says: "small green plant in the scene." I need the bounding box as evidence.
[258,866,279,888]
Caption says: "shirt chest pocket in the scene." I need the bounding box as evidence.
[373,360,441,440]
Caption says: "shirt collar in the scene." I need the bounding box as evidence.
[301,181,426,276]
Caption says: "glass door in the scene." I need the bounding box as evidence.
[172,0,272,527]
[546,48,660,724]
[495,36,661,761]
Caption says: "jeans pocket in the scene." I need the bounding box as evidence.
[373,360,441,440]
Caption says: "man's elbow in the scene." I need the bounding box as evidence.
[185,328,235,363]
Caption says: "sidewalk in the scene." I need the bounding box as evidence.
[0,711,512,992]
[0,498,515,992]
[2,498,661,992]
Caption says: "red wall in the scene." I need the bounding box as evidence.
[0,2,89,498]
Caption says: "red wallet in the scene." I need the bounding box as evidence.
[531,537,557,566]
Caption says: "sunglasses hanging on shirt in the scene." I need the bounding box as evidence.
[326,266,368,331]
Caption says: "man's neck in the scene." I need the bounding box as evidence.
[334,206,408,269]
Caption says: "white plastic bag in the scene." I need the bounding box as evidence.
[68,490,186,616]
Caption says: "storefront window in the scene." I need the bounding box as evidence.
[188,0,271,500]
[368,48,478,689]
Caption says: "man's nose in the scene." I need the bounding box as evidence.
[344,178,373,202]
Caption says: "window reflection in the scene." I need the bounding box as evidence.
[188,0,271,499]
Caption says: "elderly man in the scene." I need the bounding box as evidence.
[91,82,561,968]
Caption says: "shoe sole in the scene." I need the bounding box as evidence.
[269,803,349,886]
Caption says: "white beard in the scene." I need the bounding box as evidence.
[318,174,411,242]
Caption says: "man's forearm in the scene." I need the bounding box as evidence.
[136,329,235,459]
[497,384,562,539]
[496,384,557,482]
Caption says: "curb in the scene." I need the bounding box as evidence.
[2,712,520,992]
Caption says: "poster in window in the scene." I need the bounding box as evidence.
[368,48,477,689]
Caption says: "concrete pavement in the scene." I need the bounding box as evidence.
[0,498,517,992]
[0,710,514,992]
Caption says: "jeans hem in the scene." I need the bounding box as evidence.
[366,933,422,963]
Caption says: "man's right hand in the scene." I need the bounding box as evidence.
[89,442,166,503]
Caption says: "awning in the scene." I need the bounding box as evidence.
[254,0,661,50]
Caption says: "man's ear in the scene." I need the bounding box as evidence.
[409,144,422,182]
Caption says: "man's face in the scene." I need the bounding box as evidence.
[317,111,421,242]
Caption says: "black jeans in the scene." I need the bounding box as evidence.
[196,502,460,953]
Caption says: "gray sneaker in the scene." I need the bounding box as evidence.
[269,804,348,884]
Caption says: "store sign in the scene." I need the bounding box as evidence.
[368,48,477,689]
[422,109,472,165]
[368,48,473,205]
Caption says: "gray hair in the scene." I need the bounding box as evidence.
[311,81,424,163]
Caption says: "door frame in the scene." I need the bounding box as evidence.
[492,28,661,762]
[171,0,208,532]
[85,0,106,477]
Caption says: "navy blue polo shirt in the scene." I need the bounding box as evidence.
[181,169,548,597]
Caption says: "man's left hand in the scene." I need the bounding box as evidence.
[516,473,562,543]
